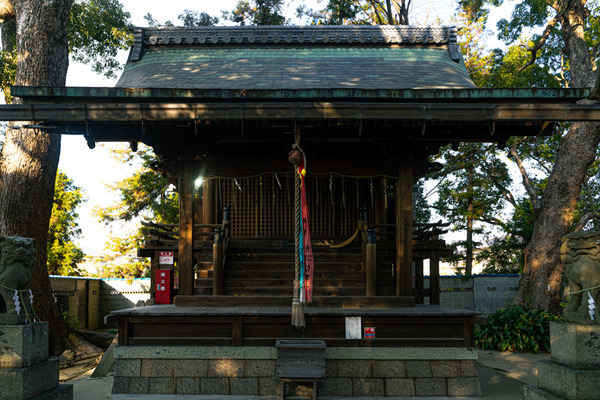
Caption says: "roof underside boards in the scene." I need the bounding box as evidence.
[116,25,475,90]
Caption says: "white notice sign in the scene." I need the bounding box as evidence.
[159,251,174,265]
[345,316,362,339]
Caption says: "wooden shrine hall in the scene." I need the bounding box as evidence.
[2,25,600,397]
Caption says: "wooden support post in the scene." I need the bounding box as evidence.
[178,160,195,296]
[203,179,216,233]
[395,162,413,296]
[414,258,424,304]
[430,247,440,305]
[365,227,377,296]
[213,227,224,296]
[374,178,386,225]
[150,250,159,302]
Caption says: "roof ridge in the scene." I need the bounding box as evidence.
[130,26,457,62]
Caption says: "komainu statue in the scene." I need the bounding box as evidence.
[0,236,36,316]
[560,231,600,324]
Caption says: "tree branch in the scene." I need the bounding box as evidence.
[478,158,518,208]
[519,16,559,71]
[572,213,600,232]
[508,144,542,211]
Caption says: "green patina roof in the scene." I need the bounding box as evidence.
[116,26,475,90]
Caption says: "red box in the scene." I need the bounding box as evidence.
[156,269,173,304]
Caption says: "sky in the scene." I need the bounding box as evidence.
[57,0,513,256]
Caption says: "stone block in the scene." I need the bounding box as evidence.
[448,377,481,396]
[338,359,371,377]
[230,377,259,395]
[245,359,275,377]
[538,360,600,400]
[550,321,600,369]
[128,377,149,394]
[111,377,130,394]
[415,377,447,396]
[141,359,173,377]
[352,378,384,396]
[29,383,73,400]
[523,385,566,400]
[201,377,230,394]
[259,377,280,396]
[114,359,141,377]
[461,360,478,377]
[0,358,59,399]
[432,360,462,377]
[386,378,415,396]
[176,378,200,394]
[148,377,176,394]
[319,377,353,396]
[208,359,244,377]
[406,360,432,377]
[372,360,406,378]
[325,359,339,377]
[174,359,208,377]
[0,322,48,368]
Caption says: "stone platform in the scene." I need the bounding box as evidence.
[112,345,480,397]
[524,321,600,400]
[0,322,73,400]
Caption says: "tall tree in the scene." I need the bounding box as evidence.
[224,0,287,25]
[460,0,600,312]
[0,0,130,354]
[301,0,411,25]
[47,171,85,276]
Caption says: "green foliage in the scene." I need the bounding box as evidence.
[47,172,85,276]
[301,0,411,25]
[68,0,133,79]
[225,0,287,25]
[62,311,82,329]
[475,306,561,353]
[144,9,219,27]
[94,145,178,279]
[0,48,16,103]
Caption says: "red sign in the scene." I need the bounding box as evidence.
[364,327,376,339]
[155,269,173,304]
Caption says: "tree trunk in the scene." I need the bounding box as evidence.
[0,0,72,355]
[513,0,599,312]
[465,162,474,277]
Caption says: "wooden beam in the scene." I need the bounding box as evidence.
[178,160,195,296]
[395,161,413,297]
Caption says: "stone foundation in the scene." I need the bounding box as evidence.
[113,346,480,397]
[0,322,72,400]
[524,321,600,400]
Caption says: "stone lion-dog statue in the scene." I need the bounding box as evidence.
[0,236,36,316]
[561,231,600,323]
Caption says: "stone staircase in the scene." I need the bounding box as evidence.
[193,239,367,296]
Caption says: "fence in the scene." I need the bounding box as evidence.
[50,275,520,329]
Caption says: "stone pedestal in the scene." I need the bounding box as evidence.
[0,322,72,400]
[524,321,600,400]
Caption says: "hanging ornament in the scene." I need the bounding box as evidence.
[275,173,282,189]
[13,291,21,316]
[329,173,334,207]
[234,179,242,192]
[370,178,374,208]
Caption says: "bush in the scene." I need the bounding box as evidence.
[475,306,561,353]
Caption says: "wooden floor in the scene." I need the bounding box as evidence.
[109,299,478,348]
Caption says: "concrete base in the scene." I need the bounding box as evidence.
[112,346,480,397]
[0,322,49,368]
[30,384,74,400]
[525,321,600,400]
[523,385,565,400]
[550,321,600,369]
[0,358,60,399]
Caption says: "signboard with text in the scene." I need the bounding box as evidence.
[159,251,174,265]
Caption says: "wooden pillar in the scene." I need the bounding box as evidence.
[203,179,216,231]
[150,250,159,302]
[414,257,424,304]
[365,227,377,296]
[395,162,413,296]
[374,178,386,225]
[430,238,440,305]
[213,227,224,296]
[178,160,195,296]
